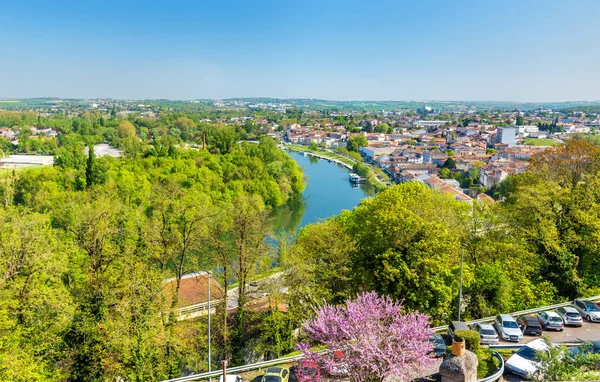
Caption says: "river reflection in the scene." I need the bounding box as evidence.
[272,151,374,235]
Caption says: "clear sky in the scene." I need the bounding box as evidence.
[1,0,599,101]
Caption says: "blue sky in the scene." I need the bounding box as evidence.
[1,0,599,101]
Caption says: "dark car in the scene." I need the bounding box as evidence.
[448,321,469,338]
[570,340,600,358]
[297,359,320,382]
[429,333,447,357]
[516,315,542,336]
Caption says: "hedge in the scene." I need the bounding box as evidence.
[454,329,481,353]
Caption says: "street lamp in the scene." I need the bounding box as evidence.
[458,244,466,322]
[207,271,212,376]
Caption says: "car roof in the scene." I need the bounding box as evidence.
[478,323,495,329]
[561,306,578,312]
[521,315,538,321]
[499,314,515,320]
[451,320,469,329]
[526,338,551,351]
[430,333,444,339]
[543,311,560,317]
[266,367,283,373]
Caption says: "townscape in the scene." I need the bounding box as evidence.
[2,1,600,382]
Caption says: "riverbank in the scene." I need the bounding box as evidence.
[282,144,387,189]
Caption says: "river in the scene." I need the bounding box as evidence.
[272,151,375,235]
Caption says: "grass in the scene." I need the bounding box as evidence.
[285,144,356,167]
[523,137,562,146]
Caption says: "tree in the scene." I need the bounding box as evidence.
[297,292,435,382]
[347,135,368,152]
[442,157,456,170]
[344,183,468,320]
[516,115,524,126]
[119,120,136,138]
[308,142,319,151]
[86,145,96,188]
[528,138,600,188]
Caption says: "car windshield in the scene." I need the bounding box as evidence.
[481,329,496,335]
[300,367,317,377]
[503,320,518,328]
[517,346,541,362]
[585,303,600,311]
[567,312,580,318]
[263,377,281,382]
[550,317,562,322]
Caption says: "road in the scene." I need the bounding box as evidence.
[499,321,600,381]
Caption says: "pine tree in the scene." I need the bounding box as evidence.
[86,145,95,188]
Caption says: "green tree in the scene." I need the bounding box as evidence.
[346,135,368,152]
[119,120,136,138]
[516,115,524,126]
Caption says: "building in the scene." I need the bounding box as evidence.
[496,127,516,147]
[163,272,224,310]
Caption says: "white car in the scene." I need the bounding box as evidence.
[219,375,243,382]
[473,323,499,344]
[494,314,523,342]
[505,338,552,379]
[556,306,583,327]
[572,299,600,322]
[537,311,564,331]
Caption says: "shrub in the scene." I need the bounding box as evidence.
[455,330,480,353]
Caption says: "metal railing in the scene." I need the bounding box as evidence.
[164,295,600,382]
[432,295,600,332]
[477,352,504,382]
[176,299,223,317]
[163,354,305,382]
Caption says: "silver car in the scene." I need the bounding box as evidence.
[573,299,600,322]
[537,311,564,331]
[556,306,583,327]
[494,314,523,342]
[473,323,499,344]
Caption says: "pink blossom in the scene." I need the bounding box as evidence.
[297,292,435,382]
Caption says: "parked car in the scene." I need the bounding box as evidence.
[429,333,447,357]
[516,316,542,336]
[570,340,600,357]
[448,321,469,338]
[328,350,348,376]
[219,376,243,382]
[296,359,320,382]
[556,306,583,327]
[261,367,290,382]
[538,311,564,331]
[494,314,523,342]
[505,338,552,379]
[573,299,600,322]
[472,323,499,344]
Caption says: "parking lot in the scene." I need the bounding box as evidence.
[496,321,600,381]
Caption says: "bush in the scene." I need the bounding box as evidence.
[455,330,480,353]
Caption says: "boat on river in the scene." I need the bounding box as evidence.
[349,173,366,183]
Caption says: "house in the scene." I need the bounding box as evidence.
[163,272,224,309]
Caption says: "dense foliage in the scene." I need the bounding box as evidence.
[0,133,303,381]
[286,139,600,326]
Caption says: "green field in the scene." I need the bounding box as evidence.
[523,137,562,146]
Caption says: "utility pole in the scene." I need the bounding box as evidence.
[458,245,465,322]
[208,271,212,377]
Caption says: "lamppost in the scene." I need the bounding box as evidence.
[458,244,466,322]
[207,271,212,378]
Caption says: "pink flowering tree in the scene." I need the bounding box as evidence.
[297,292,435,382]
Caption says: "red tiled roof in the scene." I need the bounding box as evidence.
[163,272,224,308]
